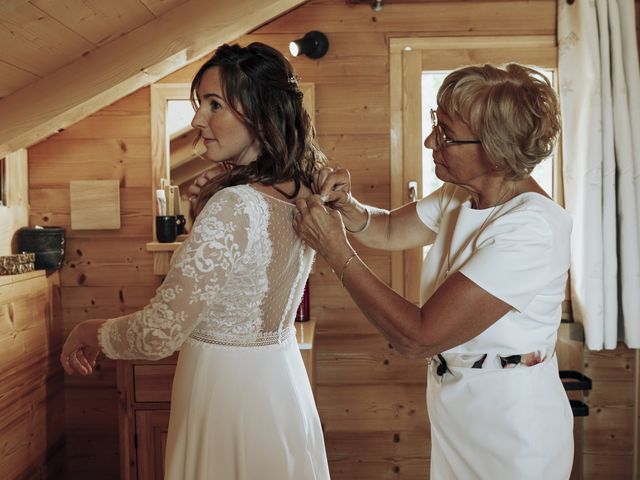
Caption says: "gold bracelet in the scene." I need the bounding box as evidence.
[345,206,371,234]
[338,253,358,285]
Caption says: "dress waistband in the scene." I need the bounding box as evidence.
[430,346,556,377]
[188,326,296,349]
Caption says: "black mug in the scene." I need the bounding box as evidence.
[156,216,177,243]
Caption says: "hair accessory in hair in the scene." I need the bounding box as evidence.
[288,75,300,85]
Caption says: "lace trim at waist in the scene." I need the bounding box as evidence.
[187,326,296,348]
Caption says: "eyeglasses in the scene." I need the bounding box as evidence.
[430,109,482,150]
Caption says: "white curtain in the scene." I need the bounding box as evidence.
[558,0,640,350]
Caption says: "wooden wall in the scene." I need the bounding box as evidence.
[28,87,161,478]
[0,271,65,479]
[25,1,640,479]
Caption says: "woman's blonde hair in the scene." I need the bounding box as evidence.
[437,63,561,180]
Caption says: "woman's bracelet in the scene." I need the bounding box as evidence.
[345,206,371,234]
[338,252,358,285]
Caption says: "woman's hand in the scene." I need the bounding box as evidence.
[293,195,354,263]
[188,167,223,217]
[313,167,354,211]
[314,166,372,233]
[60,319,105,376]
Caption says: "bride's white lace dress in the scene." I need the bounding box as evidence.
[98,185,330,479]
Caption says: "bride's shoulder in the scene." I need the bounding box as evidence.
[199,185,259,217]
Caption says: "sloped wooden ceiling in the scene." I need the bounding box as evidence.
[0,0,191,99]
[0,0,306,158]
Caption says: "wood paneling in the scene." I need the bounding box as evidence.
[325,430,430,480]
[24,1,640,479]
[32,0,156,47]
[30,187,153,238]
[29,79,160,479]
[317,333,426,385]
[318,382,429,432]
[0,2,93,76]
[581,346,636,475]
[0,271,65,479]
[259,1,555,34]
[64,386,120,479]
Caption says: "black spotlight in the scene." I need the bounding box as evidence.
[289,31,329,59]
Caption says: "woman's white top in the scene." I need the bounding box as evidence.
[416,182,572,356]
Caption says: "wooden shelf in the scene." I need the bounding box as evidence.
[0,269,46,287]
[145,241,183,252]
[146,235,189,274]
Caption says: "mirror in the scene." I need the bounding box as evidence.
[151,82,316,239]
[166,98,208,233]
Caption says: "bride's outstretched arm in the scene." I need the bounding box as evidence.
[60,188,252,374]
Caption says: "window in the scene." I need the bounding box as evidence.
[421,69,557,201]
[167,99,194,138]
[390,35,559,303]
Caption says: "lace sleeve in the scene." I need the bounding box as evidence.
[97,188,251,360]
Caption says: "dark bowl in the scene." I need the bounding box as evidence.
[18,226,65,252]
[33,249,65,270]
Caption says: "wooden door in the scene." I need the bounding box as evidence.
[135,409,171,480]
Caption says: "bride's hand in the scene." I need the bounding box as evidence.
[60,320,104,376]
[188,167,223,217]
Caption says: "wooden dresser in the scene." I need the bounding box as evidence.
[0,270,65,479]
[116,319,316,480]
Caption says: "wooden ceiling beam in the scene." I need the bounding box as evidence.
[0,0,305,158]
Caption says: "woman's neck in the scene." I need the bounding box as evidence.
[468,178,519,210]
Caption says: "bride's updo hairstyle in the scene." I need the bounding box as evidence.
[437,63,561,180]
[191,42,327,213]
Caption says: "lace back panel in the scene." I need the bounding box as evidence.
[189,185,313,347]
[98,185,314,360]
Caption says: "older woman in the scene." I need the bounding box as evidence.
[294,63,573,479]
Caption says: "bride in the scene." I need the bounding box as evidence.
[60,42,331,480]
